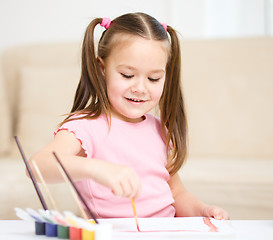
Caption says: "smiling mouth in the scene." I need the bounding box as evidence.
[126,97,145,102]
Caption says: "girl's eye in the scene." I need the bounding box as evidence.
[121,73,134,79]
[148,77,160,82]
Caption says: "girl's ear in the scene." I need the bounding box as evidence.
[97,56,105,76]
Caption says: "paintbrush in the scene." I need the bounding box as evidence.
[131,198,140,232]
[14,136,48,210]
[52,151,98,224]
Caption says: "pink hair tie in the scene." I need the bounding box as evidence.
[161,22,167,31]
[100,17,111,29]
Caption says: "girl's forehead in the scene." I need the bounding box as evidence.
[105,36,169,72]
[108,33,170,57]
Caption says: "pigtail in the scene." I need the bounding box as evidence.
[62,18,110,124]
[160,26,188,175]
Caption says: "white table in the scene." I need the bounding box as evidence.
[0,219,272,240]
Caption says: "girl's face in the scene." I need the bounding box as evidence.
[99,35,169,123]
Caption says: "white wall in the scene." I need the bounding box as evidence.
[171,0,271,38]
[0,0,170,51]
[0,0,272,52]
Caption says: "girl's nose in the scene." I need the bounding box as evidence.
[131,78,147,94]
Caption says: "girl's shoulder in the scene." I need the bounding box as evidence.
[58,114,108,130]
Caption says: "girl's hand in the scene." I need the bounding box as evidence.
[91,160,142,199]
[202,205,230,220]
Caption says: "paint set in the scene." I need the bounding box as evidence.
[14,136,112,240]
[14,207,112,240]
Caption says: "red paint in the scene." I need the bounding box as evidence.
[69,226,82,240]
[203,217,219,232]
[124,229,203,233]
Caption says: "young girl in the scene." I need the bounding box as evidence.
[30,12,229,220]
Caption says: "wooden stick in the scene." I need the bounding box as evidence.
[55,163,88,220]
[131,198,140,232]
[14,136,48,210]
[32,161,58,211]
[52,152,98,224]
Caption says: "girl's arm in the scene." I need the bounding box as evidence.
[168,173,229,220]
[28,130,141,198]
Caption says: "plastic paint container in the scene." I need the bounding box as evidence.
[57,224,69,239]
[35,221,45,235]
[69,226,82,240]
[81,228,94,240]
[45,222,58,237]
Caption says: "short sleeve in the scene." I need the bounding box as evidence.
[54,119,92,157]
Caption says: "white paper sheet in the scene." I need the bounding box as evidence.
[99,217,235,239]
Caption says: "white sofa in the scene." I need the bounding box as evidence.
[0,38,272,220]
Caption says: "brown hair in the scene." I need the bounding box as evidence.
[62,12,187,175]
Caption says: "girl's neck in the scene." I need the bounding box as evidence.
[109,113,146,123]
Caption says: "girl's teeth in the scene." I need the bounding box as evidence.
[129,98,141,102]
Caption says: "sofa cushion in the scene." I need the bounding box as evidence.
[1,43,81,155]
[180,157,273,220]
[0,57,11,154]
[16,65,80,156]
[181,38,273,158]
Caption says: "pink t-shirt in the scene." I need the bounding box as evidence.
[55,114,175,218]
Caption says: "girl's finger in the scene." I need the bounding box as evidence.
[120,179,134,198]
[111,184,124,197]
